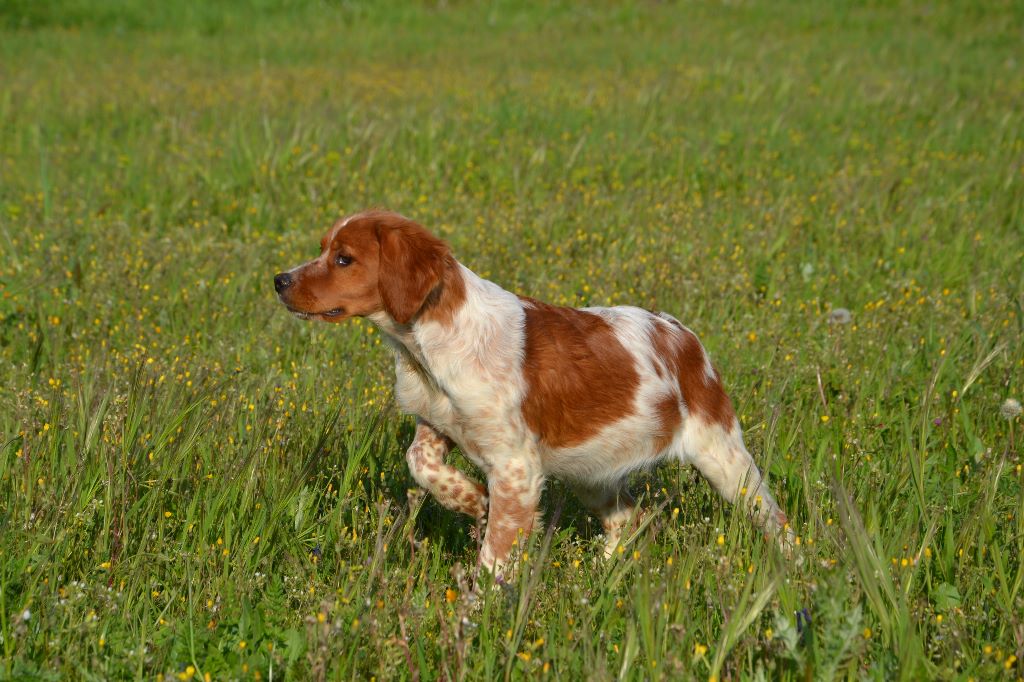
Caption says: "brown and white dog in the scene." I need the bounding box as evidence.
[275,210,791,578]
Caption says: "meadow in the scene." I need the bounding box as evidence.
[1,0,1023,679]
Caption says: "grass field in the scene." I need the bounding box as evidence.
[2,0,1023,679]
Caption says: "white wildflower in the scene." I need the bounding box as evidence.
[1001,398,1021,420]
[828,308,852,325]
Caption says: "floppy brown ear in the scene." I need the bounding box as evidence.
[376,217,449,324]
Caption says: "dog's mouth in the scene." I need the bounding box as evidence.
[284,305,344,320]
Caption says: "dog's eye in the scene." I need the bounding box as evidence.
[335,254,352,266]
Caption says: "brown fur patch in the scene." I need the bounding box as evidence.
[652,393,682,452]
[652,319,736,428]
[519,299,640,449]
[418,253,466,328]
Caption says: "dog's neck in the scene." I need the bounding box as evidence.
[368,261,522,388]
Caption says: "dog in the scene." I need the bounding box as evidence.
[275,210,791,578]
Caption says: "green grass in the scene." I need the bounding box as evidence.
[1,0,1023,679]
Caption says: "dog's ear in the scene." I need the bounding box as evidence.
[377,217,449,324]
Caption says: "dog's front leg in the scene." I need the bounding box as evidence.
[478,457,543,580]
[406,419,488,520]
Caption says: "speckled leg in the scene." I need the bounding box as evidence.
[406,420,488,520]
[479,458,543,579]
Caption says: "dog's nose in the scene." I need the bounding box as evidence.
[274,272,293,293]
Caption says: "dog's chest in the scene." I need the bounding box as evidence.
[394,364,455,426]
[392,353,525,459]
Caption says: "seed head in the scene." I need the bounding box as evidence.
[827,307,852,325]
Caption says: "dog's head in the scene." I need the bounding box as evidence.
[274,210,451,325]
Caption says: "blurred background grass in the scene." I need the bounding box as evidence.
[1,1,1022,679]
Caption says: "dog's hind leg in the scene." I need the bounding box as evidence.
[572,481,636,558]
[406,420,488,520]
[680,417,792,544]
